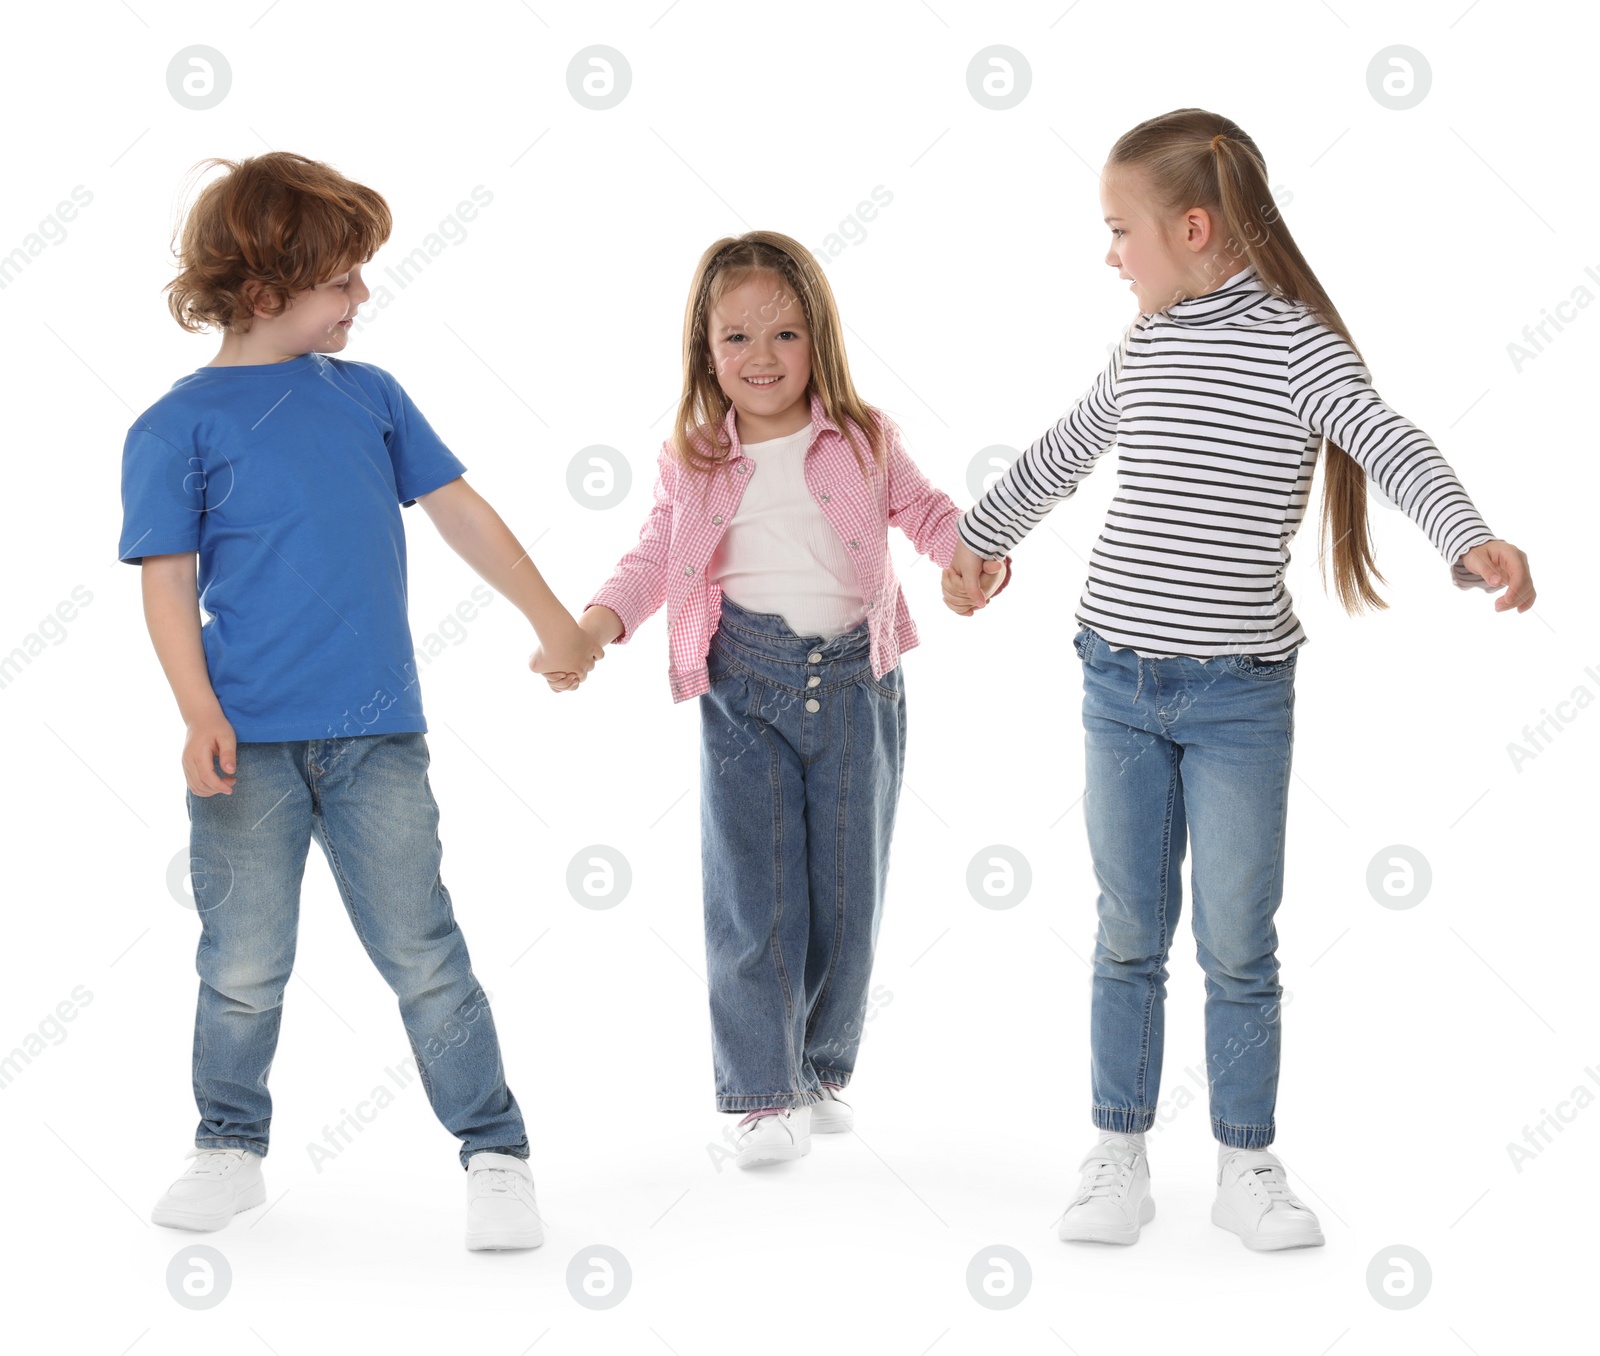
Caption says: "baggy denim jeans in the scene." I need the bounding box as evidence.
[184,732,528,1169]
[1074,625,1298,1149]
[698,595,906,1112]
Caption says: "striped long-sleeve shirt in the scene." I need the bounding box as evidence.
[956,264,1496,660]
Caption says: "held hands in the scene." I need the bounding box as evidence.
[942,539,1008,616]
[530,608,614,693]
[1461,539,1536,612]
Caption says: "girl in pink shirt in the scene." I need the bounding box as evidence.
[534,231,1010,1168]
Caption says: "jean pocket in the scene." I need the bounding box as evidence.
[1072,626,1096,663]
[1225,649,1299,680]
[867,662,904,702]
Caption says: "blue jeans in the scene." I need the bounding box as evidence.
[185,733,528,1168]
[698,596,906,1112]
[1074,625,1298,1149]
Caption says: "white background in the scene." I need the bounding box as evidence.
[1,1,1593,1352]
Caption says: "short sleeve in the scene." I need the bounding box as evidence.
[118,422,204,564]
[379,371,468,507]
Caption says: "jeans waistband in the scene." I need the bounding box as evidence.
[712,594,871,664]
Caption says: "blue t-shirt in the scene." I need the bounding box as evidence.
[118,354,467,742]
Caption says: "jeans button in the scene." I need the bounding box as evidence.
[807,650,822,663]
[807,675,819,687]
[805,698,820,713]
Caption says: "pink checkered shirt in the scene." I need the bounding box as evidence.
[585,388,1012,703]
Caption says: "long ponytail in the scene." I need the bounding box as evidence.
[1109,109,1387,613]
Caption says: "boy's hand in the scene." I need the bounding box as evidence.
[529,641,602,692]
[529,644,583,693]
[530,606,625,694]
[184,713,238,796]
[942,555,1007,616]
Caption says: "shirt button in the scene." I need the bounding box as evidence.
[807,675,820,687]
[805,698,820,713]
[808,651,823,663]
[821,493,830,502]
[713,514,723,524]
[684,565,694,576]
[848,540,859,549]
[737,464,748,475]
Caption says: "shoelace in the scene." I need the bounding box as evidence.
[1071,1150,1134,1205]
[1230,1156,1304,1210]
[1250,1163,1301,1206]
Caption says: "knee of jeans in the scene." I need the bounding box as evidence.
[1195,936,1277,988]
[1095,918,1167,968]
[207,959,291,1011]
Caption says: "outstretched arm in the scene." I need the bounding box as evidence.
[950,325,1130,603]
[1285,321,1498,587]
[879,411,1013,610]
[417,476,602,676]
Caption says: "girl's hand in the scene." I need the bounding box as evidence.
[184,712,238,796]
[538,626,605,680]
[947,539,995,609]
[530,608,620,693]
[528,645,586,693]
[1461,539,1536,612]
[942,556,1007,616]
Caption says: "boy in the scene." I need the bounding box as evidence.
[119,151,600,1251]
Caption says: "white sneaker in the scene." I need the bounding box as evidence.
[810,1085,854,1134]
[733,1107,812,1168]
[465,1151,544,1251]
[1212,1148,1325,1251]
[1056,1136,1155,1244]
[151,1147,266,1231]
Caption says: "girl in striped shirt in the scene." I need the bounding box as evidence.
[535,232,1009,1169]
[945,107,1535,1251]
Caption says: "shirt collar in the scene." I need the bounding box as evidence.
[1156,263,1268,326]
[719,386,838,458]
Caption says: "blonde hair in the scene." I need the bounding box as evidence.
[672,231,885,486]
[1109,108,1387,614]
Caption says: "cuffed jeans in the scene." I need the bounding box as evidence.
[1074,625,1298,1149]
[698,595,906,1113]
[184,732,528,1169]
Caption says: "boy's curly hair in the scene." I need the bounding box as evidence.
[166,151,392,333]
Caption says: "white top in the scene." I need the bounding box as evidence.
[708,421,868,640]
[957,264,1494,659]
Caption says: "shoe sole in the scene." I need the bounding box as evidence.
[1058,1194,1155,1245]
[151,1176,266,1232]
[1211,1203,1324,1250]
[736,1141,812,1168]
[467,1226,545,1251]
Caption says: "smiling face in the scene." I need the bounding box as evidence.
[1100,161,1247,315]
[708,271,813,443]
[212,260,371,366]
[277,262,371,355]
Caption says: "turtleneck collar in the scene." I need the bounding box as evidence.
[1151,263,1269,326]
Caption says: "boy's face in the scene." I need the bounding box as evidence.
[254,263,371,356]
